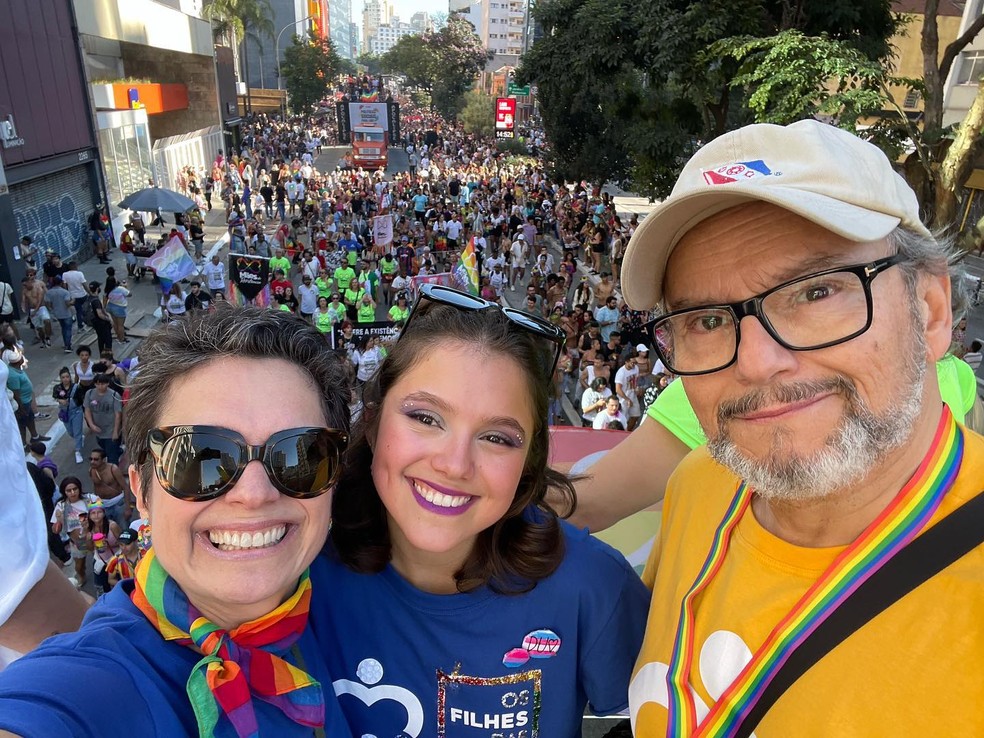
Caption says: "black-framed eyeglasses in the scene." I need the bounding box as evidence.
[643,254,907,376]
[143,425,348,502]
[405,284,566,376]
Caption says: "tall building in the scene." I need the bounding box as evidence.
[329,0,355,60]
[368,15,417,56]
[410,12,433,34]
[451,0,485,43]
[481,0,526,56]
[363,0,393,52]
[244,0,336,89]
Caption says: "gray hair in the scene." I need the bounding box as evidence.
[886,225,972,321]
[125,304,350,493]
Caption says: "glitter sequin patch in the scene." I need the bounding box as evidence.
[436,666,542,737]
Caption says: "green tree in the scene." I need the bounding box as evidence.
[381,13,491,118]
[428,14,493,118]
[711,5,984,232]
[518,0,898,198]
[460,90,495,135]
[281,31,342,114]
[382,36,439,94]
[357,53,383,76]
[203,0,274,113]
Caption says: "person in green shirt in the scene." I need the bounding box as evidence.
[343,278,365,321]
[314,274,333,301]
[327,293,346,324]
[313,296,335,334]
[269,247,291,280]
[357,260,379,302]
[387,292,410,324]
[379,254,398,307]
[334,264,356,296]
[356,291,377,323]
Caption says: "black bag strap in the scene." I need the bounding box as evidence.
[736,489,984,738]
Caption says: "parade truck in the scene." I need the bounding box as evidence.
[351,125,388,169]
[337,98,400,171]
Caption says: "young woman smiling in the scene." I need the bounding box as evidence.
[323,285,648,737]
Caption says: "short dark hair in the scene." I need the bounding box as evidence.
[331,302,576,595]
[125,305,350,496]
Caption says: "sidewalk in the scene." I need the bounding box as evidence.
[24,202,232,473]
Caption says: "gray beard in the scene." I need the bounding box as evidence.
[706,333,927,503]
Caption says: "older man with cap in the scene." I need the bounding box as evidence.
[622,120,984,736]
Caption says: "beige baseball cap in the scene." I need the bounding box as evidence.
[621,119,931,309]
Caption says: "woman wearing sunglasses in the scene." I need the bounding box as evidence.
[322,284,649,737]
[0,306,354,738]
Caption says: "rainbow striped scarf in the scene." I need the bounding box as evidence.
[665,406,964,737]
[130,549,325,738]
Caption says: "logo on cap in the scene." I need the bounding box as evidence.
[702,160,774,185]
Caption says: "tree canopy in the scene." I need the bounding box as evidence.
[518,0,899,199]
[459,90,495,135]
[281,31,342,114]
[381,13,491,119]
[710,10,984,232]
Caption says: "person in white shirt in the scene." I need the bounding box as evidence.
[614,351,642,429]
[390,273,409,306]
[446,215,463,249]
[489,263,507,299]
[297,275,319,319]
[61,262,89,330]
[201,254,227,298]
[592,396,628,430]
[0,361,89,667]
[300,252,321,282]
[510,234,528,291]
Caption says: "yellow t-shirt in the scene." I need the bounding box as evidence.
[630,423,984,736]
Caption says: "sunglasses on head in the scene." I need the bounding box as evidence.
[144,425,348,502]
[405,284,566,376]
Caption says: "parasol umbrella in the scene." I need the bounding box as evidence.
[118,186,196,213]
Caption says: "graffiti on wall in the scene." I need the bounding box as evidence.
[14,193,88,259]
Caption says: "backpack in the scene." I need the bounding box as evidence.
[81,296,97,327]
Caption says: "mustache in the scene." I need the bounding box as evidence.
[717,376,858,424]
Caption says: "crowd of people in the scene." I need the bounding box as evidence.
[3,82,984,738]
[135,95,668,431]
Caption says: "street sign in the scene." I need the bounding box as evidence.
[507,83,531,97]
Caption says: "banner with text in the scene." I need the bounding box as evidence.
[331,320,400,350]
[229,254,270,303]
[348,102,389,131]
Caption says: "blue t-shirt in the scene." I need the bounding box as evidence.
[0,560,354,738]
[313,520,649,738]
[412,194,428,213]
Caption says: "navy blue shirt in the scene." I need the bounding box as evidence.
[0,558,353,738]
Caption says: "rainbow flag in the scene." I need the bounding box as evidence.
[360,91,379,102]
[454,237,480,296]
[145,235,197,295]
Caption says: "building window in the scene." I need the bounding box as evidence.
[903,89,920,108]
[957,51,984,85]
